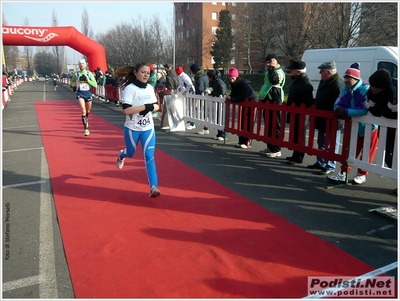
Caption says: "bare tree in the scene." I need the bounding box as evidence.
[22,17,33,75]
[52,9,65,75]
[149,15,164,69]
[300,3,397,49]
[270,3,316,60]
[81,7,93,38]
[248,3,281,71]
[358,3,398,46]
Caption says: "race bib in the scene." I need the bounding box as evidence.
[136,116,151,128]
[79,83,90,91]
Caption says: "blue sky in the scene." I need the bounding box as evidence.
[2,1,174,36]
[2,1,175,63]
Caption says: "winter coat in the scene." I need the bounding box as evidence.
[155,77,166,90]
[286,72,313,123]
[286,73,314,108]
[314,73,344,130]
[334,79,377,136]
[367,83,397,120]
[193,68,209,95]
[165,70,179,90]
[229,76,258,102]
[208,78,224,97]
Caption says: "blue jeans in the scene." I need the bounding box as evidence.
[316,129,341,171]
[119,127,158,188]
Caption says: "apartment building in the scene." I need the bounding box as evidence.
[174,2,279,74]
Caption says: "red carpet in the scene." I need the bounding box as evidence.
[36,100,376,298]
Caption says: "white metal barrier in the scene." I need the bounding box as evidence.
[348,114,397,179]
[181,92,225,131]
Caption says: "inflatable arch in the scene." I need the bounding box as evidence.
[2,25,107,72]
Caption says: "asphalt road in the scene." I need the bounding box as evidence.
[2,80,397,298]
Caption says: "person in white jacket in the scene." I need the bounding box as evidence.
[175,66,194,94]
[175,66,196,130]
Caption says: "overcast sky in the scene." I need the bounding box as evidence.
[2,0,174,63]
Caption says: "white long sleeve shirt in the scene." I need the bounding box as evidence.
[177,72,195,93]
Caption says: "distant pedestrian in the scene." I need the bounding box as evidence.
[52,74,58,90]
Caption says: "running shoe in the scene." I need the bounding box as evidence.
[116,157,125,169]
[149,185,161,198]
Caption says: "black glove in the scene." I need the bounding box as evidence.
[72,86,77,92]
[139,103,156,116]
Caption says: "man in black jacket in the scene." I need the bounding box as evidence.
[163,64,179,91]
[307,61,344,174]
[285,60,314,164]
[366,69,397,169]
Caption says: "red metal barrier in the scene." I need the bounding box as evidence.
[224,100,351,165]
[105,84,120,102]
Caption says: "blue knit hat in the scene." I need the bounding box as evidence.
[190,63,200,73]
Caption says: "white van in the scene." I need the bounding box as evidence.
[301,46,398,96]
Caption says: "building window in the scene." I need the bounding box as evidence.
[212,26,218,35]
[231,14,236,21]
[212,2,217,5]
[222,2,226,5]
[243,57,248,66]
[232,43,236,50]
[232,2,237,6]
[211,56,215,65]
[212,12,218,20]
[231,28,237,36]
[231,57,236,64]
[181,18,184,26]
[186,30,189,38]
